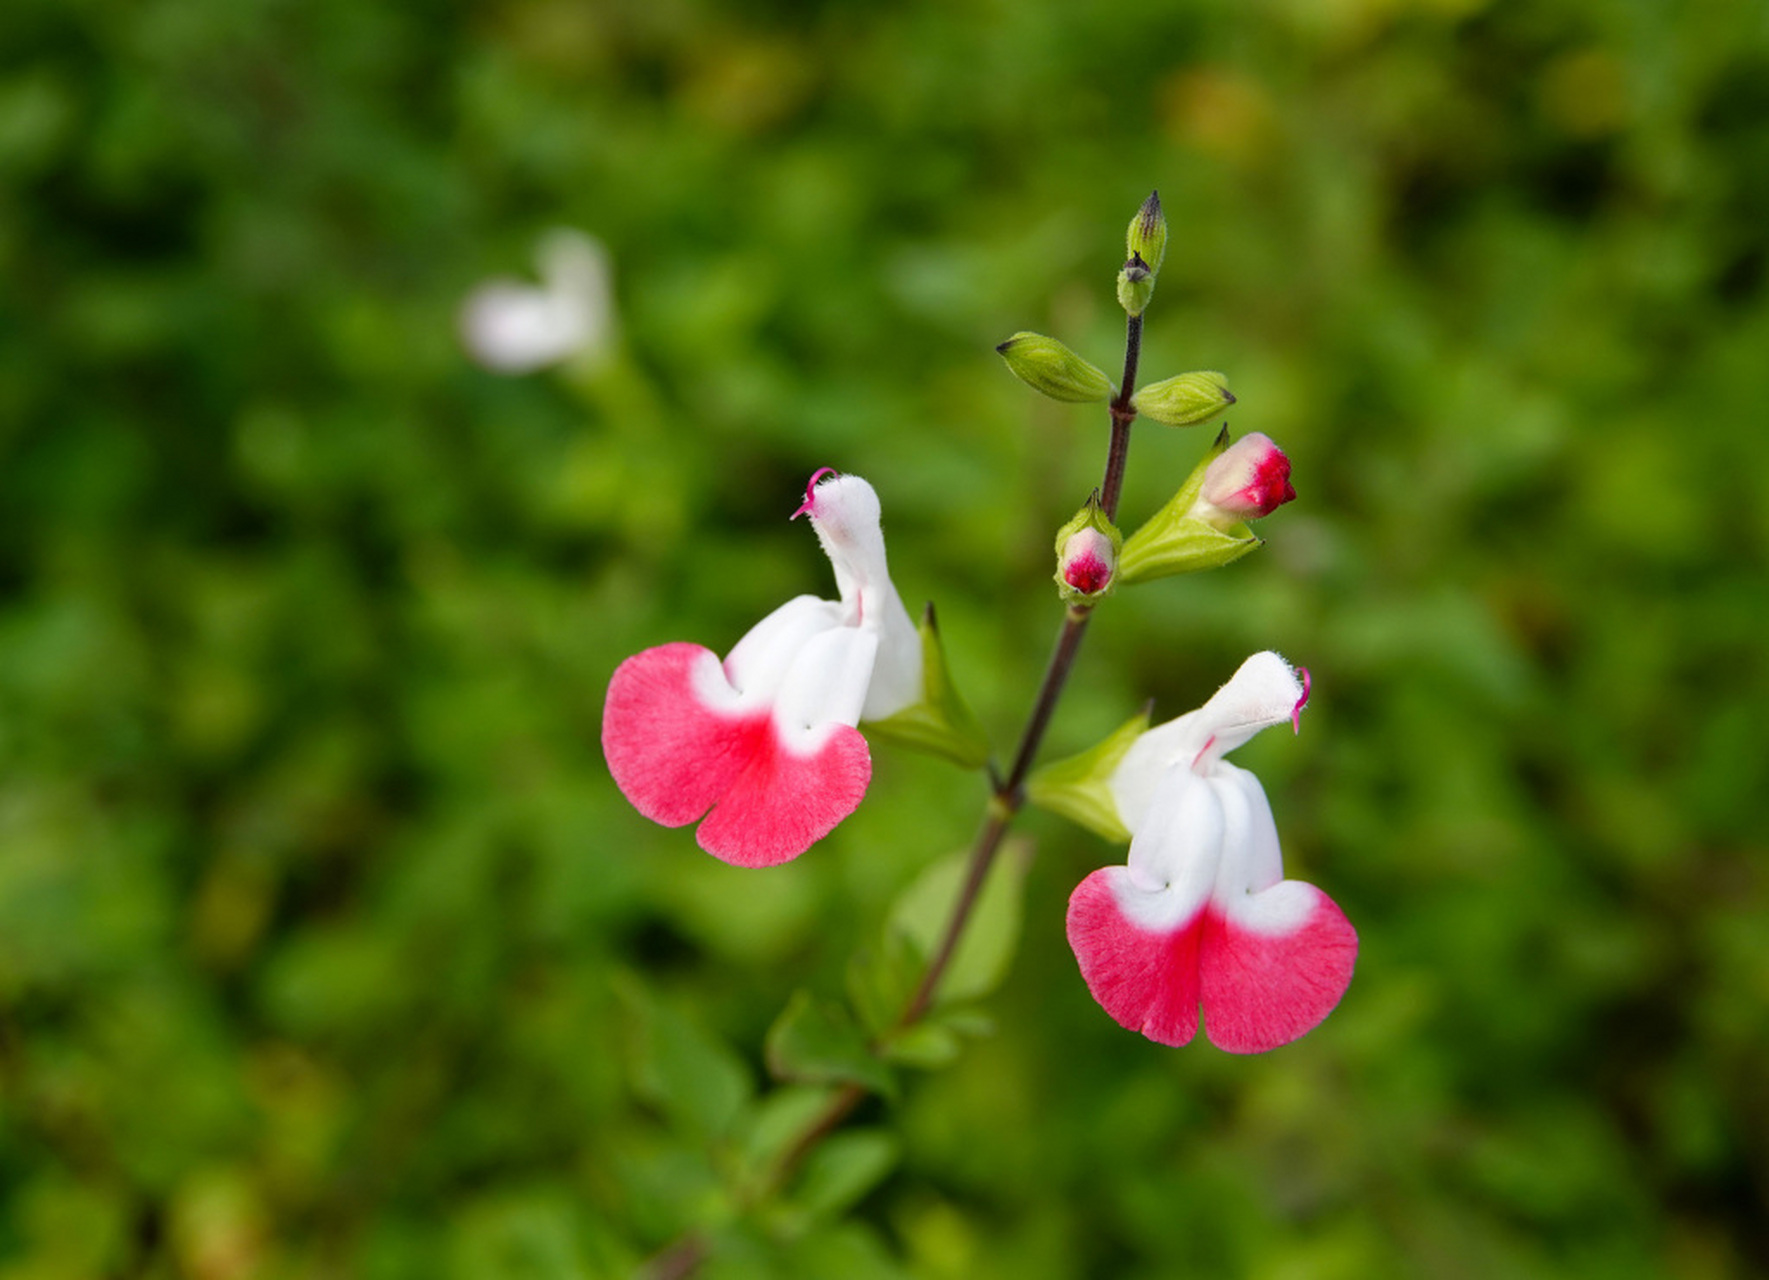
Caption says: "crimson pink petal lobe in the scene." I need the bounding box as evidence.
[695,723,871,868]
[602,643,762,827]
[1066,869,1204,1047]
[1199,890,1358,1054]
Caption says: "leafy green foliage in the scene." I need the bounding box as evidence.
[765,991,897,1098]
[3,0,1768,1274]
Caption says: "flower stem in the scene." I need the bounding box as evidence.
[900,308,1143,1020]
[1101,312,1142,520]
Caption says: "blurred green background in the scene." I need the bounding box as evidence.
[3,0,1767,1275]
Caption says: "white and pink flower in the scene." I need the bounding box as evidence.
[1192,431,1295,529]
[1066,652,1356,1053]
[460,228,615,374]
[602,470,921,868]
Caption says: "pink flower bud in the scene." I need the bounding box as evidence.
[1059,526,1117,596]
[1193,432,1295,528]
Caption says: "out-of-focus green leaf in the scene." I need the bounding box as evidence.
[791,1130,899,1220]
[845,929,922,1038]
[617,975,752,1142]
[888,839,1031,1006]
[876,1021,961,1070]
[739,1085,841,1181]
[764,990,895,1098]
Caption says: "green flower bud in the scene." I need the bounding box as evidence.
[1126,190,1167,278]
[1052,492,1122,605]
[1117,427,1264,583]
[995,332,1116,404]
[1131,370,1235,426]
[1116,255,1155,318]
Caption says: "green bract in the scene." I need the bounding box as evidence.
[995,332,1116,403]
[1118,427,1263,583]
[1131,370,1235,427]
[1024,707,1152,842]
[864,604,993,768]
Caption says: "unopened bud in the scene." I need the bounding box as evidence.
[1192,431,1294,529]
[1126,191,1168,278]
[995,332,1115,403]
[1131,371,1235,427]
[1116,255,1155,317]
[1053,493,1121,604]
[1117,428,1282,583]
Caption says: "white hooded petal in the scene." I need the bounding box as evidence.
[799,472,923,720]
[1110,651,1305,831]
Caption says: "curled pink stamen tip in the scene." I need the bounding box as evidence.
[790,467,840,520]
[1291,667,1311,734]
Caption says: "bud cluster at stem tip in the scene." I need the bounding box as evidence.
[1117,192,1167,317]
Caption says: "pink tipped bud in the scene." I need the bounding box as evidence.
[1060,526,1117,596]
[1052,492,1122,604]
[1193,432,1295,528]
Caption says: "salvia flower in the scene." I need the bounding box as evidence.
[1065,652,1356,1052]
[602,470,921,867]
[460,228,615,374]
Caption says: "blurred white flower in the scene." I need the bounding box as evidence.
[459,228,615,374]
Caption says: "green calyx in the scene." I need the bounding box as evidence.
[1132,371,1235,427]
[1118,426,1263,583]
[1024,706,1152,842]
[995,332,1116,404]
[864,603,992,769]
[1052,491,1121,605]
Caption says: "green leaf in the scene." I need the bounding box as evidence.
[864,604,992,769]
[876,1021,961,1070]
[764,990,896,1098]
[740,1085,842,1180]
[792,1130,899,1220]
[888,840,1030,1005]
[845,929,923,1038]
[616,974,752,1141]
